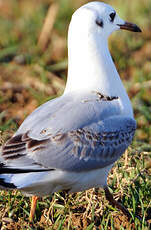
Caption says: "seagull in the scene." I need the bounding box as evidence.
[0,1,141,222]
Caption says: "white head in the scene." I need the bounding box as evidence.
[69,1,141,40]
[65,1,141,94]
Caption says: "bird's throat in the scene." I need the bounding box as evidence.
[65,36,120,96]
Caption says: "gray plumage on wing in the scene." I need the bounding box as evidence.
[0,91,136,195]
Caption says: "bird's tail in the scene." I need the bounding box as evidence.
[0,162,54,190]
[0,157,16,189]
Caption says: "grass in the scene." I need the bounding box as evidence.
[0,0,151,229]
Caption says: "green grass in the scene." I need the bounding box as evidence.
[0,0,151,229]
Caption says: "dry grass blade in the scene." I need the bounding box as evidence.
[124,149,128,167]
[38,2,59,51]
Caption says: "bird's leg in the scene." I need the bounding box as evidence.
[29,196,39,222]
[104,187,131,219]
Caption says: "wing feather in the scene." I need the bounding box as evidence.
[0,92,136,172]
[1,116,136,172]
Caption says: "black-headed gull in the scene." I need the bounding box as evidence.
[0,1,141,221]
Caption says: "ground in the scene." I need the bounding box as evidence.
[0,0,151,229]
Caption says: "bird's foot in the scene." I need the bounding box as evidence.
[104,187,141,221]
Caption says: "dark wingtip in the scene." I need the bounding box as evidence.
[0,178,16,189]
[0,165,55,174]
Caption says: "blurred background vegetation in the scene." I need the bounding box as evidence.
[0,0,151,229]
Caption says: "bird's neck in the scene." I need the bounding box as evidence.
[64,31,133,116]
[65,33,124,96]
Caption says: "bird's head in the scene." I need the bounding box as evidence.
[69,1,141,39]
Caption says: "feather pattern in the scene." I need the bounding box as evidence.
[1,91,136,173]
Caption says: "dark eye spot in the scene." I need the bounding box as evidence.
[96,19,103,27]
[109,12,116,22]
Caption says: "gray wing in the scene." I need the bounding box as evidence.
[1,92,136,172]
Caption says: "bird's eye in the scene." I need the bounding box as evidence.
[96,19,103,27]
[109,12,116,22]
